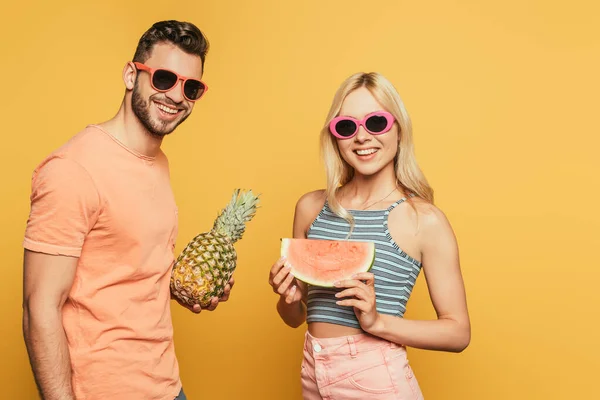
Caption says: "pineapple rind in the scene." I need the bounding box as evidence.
[169,189,260,308]
[170,231,236,307]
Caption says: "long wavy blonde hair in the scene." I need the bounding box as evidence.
[319,72,434,229]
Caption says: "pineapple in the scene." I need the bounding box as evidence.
[170,189,260,308]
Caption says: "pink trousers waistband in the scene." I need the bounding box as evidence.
[304,330,404,358]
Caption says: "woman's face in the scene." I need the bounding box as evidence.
[333,87,399,178]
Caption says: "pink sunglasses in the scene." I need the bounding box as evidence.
[329,111,395,139]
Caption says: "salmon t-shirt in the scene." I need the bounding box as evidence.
[23,125,181,399]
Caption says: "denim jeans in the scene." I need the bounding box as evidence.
[175,388,187,400]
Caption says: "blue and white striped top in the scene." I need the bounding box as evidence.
[305,196,422,329]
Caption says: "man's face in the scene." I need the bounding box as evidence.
[131,42,204,138]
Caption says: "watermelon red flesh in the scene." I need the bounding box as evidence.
[280,238,375,287]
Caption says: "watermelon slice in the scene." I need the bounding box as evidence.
[280,238,375,287]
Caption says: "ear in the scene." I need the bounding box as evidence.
[123,62,137,91]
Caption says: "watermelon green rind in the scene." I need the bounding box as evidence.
[280,238,376,287]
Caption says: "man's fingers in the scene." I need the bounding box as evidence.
[196,298,218,312]
[223,283,231,296]
[175,297,201,314]
[220,289,230,302]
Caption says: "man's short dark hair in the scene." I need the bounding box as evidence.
[132,20,209,68]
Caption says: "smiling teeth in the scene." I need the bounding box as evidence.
[356,149,378,155]
[156,103,178,114]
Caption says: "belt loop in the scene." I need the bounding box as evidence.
[347,336,357,357]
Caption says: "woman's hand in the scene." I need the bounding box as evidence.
[334,272,381,332]
[269,257,303,304]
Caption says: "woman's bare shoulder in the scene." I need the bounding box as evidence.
[292,189,327,238]
[390,196,455,238]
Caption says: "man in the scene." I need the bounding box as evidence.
[21,20,232,400]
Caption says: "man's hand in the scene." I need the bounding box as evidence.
[172,275,235,314]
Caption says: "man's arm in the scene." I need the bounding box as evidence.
[21,156,101,399]
[22,250,78,400]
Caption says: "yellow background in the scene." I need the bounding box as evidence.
[1,1,598,398]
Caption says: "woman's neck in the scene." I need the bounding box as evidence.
[339,164,403,210]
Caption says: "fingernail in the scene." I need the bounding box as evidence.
[333,281,340,287]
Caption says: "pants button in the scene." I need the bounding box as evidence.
[313,343,322,353]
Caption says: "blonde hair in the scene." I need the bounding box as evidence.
[319,72,434,230]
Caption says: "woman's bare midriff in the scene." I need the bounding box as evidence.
[308,322,364,338]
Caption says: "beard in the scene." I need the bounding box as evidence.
[131,80,189,139]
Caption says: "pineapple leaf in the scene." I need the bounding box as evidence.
[212,189,260,243]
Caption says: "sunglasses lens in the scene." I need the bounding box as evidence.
[152,69,178,91]
[365,115,390,133]
[334,120,357,137]
[184,80,206,100]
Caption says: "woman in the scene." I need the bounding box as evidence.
[268,72,470,400]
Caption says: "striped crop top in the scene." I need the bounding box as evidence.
[305,196,422,329]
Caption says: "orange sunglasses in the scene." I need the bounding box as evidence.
[133,62,208,102]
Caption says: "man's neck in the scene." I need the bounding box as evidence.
[98,102,163,158]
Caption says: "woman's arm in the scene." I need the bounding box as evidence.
[269,190,326,328]
[336,202,471,352]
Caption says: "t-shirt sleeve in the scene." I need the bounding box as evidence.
[23,156,101,258]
